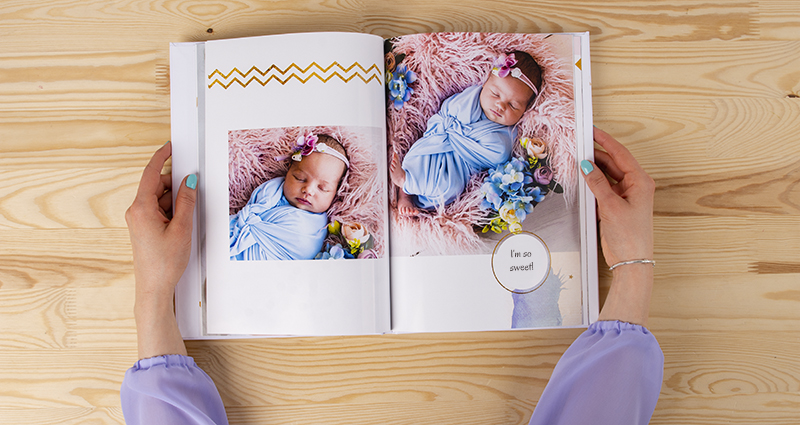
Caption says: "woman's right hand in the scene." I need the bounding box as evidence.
[580,127,656,326]
[581,127,655,270]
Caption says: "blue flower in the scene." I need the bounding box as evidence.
[315,243,346,260]
[528,186,546,203]
[480,181,503,210]
[388,64,417,109]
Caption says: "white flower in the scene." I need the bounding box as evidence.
[499,203,521,225]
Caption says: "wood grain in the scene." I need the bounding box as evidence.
[1,1,799,424]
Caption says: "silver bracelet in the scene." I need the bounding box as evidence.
[609,259,655,271]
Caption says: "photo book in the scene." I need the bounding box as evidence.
[169,31,597,338]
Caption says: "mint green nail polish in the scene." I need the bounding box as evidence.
[580,160,594,175]
[186,174,197,189]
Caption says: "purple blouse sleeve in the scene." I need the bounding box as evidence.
[121,355,228,425]
[529,320,664,425]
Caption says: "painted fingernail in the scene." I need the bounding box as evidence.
[186,174,197,189]
[580,160,594,175]
[164,141,170,145]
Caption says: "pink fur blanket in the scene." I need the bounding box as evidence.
[387,33,576,256]
[228,126,386,257]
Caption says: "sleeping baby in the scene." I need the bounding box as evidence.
[229,133,349,260]
[390,51,543,216]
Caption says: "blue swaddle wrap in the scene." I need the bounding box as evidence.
[401,84,517,209]
[229,177,328,260]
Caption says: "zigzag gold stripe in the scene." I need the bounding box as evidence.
[208,61,382,89]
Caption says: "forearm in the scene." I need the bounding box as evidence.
[597,264,654,327]
[134,291,187,359]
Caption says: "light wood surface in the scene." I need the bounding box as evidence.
[2,1,799,424]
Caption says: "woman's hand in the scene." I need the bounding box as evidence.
[125,142,197,358]
[581,128,655,267]
[581,128,655,326]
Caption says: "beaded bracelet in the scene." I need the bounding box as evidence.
[609,259,656,271]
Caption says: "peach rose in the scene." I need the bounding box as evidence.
[342,223,371,245]
[523,137,548,159]
[385,52,396,73]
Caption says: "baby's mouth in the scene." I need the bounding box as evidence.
[295,197,311,206]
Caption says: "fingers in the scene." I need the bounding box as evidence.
[158,189,172,216]
[579,159,617,205]
[592,127,643,175]
[170,174,197,236]
[161,173,172,190]
[136,143,172,199]
[593,150,624,183]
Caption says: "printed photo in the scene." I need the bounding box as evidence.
[228,125,386,261]
[385,33,581,258]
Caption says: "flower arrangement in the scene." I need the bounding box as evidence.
[384,40,416,109]
[479,137,563,234]
[315,221,376,259]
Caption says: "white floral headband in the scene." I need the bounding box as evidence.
[491,53,539,97]
[275,133,350,168]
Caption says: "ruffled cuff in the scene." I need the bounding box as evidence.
[121,355,228,425]
[529,320,664,425]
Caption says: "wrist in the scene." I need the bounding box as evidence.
[134,289,175,322]
[611,260,654,285]
[598,260,654,326]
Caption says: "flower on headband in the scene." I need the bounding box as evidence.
[292,133,318,161]
[492,53,517,78]
[275,133,319,162]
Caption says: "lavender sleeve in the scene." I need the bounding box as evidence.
[529,320,664,425]
[121,355,228,425]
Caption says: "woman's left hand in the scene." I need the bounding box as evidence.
[125,142,196,359]
[125,142,196,301]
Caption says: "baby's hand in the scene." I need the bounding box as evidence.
[125,143,197,301]
[580,128,655,268]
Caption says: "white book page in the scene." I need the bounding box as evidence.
[387,33,595,333]
[203,33,389,336]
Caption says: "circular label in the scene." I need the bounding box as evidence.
[491,231,551,294]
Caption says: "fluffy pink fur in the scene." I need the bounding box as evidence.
[387,33,577,255]
[229,126,386,257]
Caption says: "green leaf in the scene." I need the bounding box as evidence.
[362,237,374,250]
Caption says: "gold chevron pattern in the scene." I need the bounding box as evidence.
[208,61,382,89]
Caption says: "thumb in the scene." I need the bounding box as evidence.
[170,174,197,234]
[579,160,616,204]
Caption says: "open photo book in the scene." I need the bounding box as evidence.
[169,31,597,338]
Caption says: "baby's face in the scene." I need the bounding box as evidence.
[283,152,346,214]
[479,73,534,126]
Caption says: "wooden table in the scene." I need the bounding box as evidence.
[2,1,799,424]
